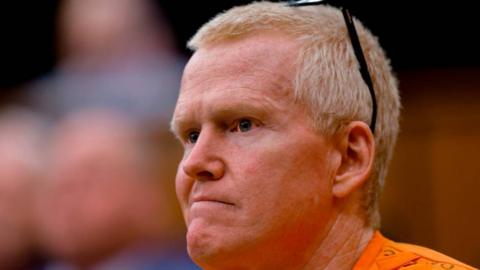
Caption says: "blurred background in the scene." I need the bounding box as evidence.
[0,0,479,269]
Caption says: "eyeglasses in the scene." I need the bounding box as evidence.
[287,0,378,134]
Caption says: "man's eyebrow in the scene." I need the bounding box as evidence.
[170,113,189,138]
[170,95,282,136]
[211,100,273,119]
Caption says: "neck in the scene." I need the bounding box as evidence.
[201,198,374,270]
[302,201,374,270]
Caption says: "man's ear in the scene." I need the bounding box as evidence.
[332,121,375,199]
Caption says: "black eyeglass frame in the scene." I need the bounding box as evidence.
[287,0,378,134]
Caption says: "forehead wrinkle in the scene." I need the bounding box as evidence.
[181,57,294,104]
[204,86,289,120]
[172,84,288,135]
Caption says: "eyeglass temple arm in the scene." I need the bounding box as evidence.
[341,8,377,133]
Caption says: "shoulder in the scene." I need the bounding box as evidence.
[386,241,476,270]
[354,231,478,270]
[379,234,477,270]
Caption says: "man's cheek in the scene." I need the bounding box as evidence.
[175,176,190,214]
[241,146,281,171]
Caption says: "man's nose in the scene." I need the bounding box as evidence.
[182,130,225,181]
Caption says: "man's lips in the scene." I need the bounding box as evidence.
[190,195,235,206]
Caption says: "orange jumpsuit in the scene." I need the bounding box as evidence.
[353,231,477,270]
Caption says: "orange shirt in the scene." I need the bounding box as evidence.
[353,231,477,270]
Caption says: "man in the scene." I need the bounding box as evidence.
[170,1,476,269]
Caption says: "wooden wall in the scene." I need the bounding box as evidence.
[381,69,480,266]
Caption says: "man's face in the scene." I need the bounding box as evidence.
[172,33,338,268]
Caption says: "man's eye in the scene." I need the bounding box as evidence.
[232,119,253,133]
[187,131,200,143]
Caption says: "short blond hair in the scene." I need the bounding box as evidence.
[188,1,400,227]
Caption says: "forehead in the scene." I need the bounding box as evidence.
[174,33,300,122]
[192,31,296,69]
[183,32,298,94]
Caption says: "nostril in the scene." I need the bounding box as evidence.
[197,171,215,180]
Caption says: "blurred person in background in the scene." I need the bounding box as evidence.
[0,107,49,269]
[24,0,195,268]
[27,0,184,124]
[35,109,197,269]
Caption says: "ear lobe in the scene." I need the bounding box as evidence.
[332,121,375,199]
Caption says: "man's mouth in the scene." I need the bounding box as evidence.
[190,195,235,207]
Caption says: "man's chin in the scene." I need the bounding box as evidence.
[186,220,217,257]
[186,221,239,268]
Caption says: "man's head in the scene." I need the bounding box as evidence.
[171,2,399,269]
